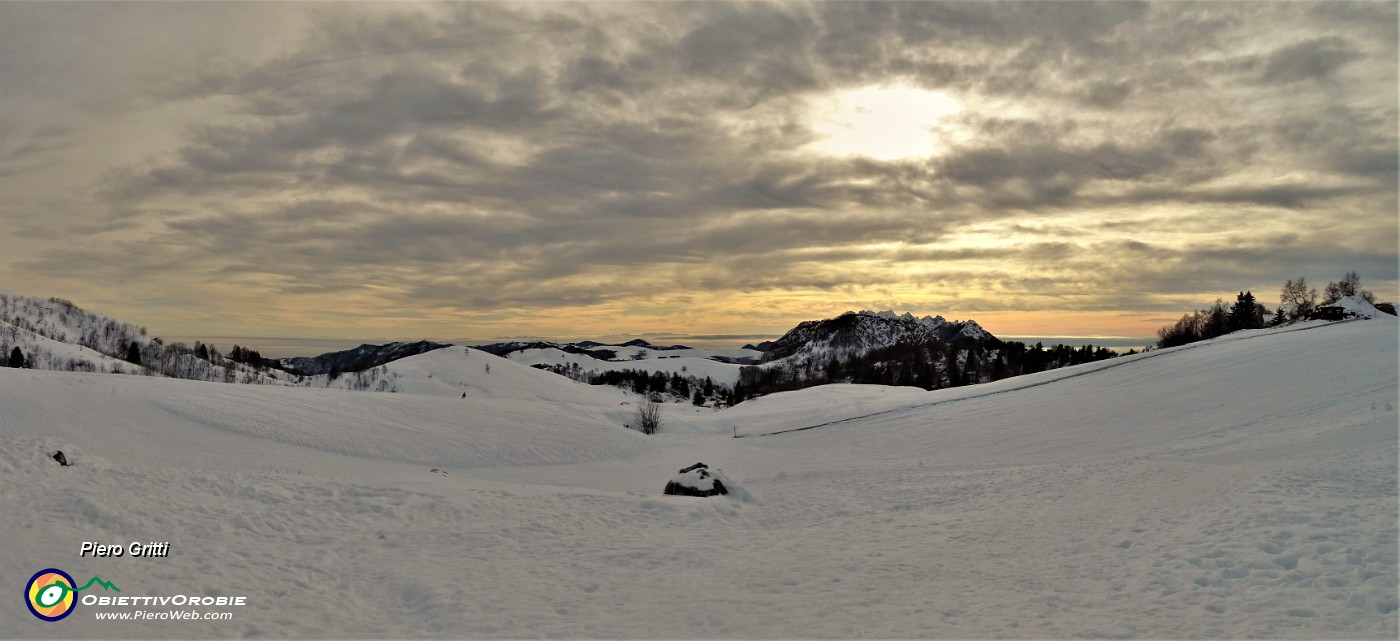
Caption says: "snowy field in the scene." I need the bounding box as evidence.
[2,315,1395,638]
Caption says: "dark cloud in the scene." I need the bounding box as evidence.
[931,126,1225,209]
[0,123,75,177]
[1080,80,1134,108]
[1260,36,1363,84]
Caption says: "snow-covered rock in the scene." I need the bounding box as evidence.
[661,463,753,501]
[664,462,729,497]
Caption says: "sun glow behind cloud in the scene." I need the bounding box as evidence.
[1,2,1395,347]
[805,85,965,161]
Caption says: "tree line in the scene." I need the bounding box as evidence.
[0,294,296,384]
[732,338,1122,403]
[531,362,732,406]
[1156,271,1390,349]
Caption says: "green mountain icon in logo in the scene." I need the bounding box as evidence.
[75,576,120,592]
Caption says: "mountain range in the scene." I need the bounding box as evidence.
[277,340,452,376]
[758,309,994,364]
[2,287,1099,404]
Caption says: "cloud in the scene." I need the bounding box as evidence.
[2,1,1396,340]
[1260,36,1363,84]
[1079,80,1134,108]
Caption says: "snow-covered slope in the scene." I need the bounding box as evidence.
[310,345,638,407]
[0,290,294,385]
[1,314,1394,638]
[0,317,143,374]
[2,359,652,472]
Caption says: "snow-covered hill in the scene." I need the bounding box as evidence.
[505,346,747,386]
[2,308,1394,637]
[308,345,635,407]
[277,340,451,376]
[1328,293,1387,319]
[479,338,761,387]
[0,290,295,385]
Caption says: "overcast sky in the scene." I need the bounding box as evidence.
[2,1,1396,345]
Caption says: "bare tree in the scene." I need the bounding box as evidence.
[1324,270,1375,305]
[635,396,662,434]
[1281,277,1317,320]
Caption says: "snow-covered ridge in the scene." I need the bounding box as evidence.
[475,339,764,396]
[865,309,991,340]
[478,338,764,365]
[0,290,294,384]
[278,340,451,376]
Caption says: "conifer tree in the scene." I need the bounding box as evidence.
[1229,291,1262,331]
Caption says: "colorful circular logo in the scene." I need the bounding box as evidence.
[25,568,77,622]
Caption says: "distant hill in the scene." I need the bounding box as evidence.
[278,340,452,376]
[734,309,1121,402]
[760,310,995,365]
[472,338,762,406]
[467,311,1004,406]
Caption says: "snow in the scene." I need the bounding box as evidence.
[1331,294,1385,319]
[1,313,1395,638]
[954,318,991,341]
[704,466,753,503]
[693,383,934,436]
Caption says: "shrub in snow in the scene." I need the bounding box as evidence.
[635,397,662,434]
